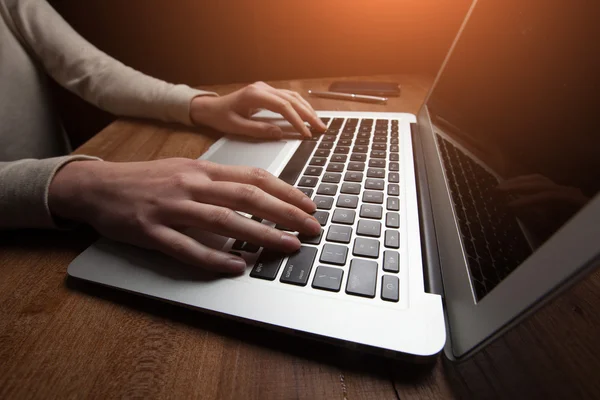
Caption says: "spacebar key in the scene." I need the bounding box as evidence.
[280,246,318,286]
[278,141,318,186]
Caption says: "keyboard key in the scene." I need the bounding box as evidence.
[346,259,378,298]
[344,171,363,182]
[317,183,338,196]
[315,149,330,157]
[356,138,369,145]
[385,230,400,248]
[372,144,387,151]
[365,179,384,190]
[381,275,399,302]
[362,190,383,204]
[340,133,353,140]
[334,146,350,154]
[319,142,333,150]
[332,209,356,225]
[387,197,399,211]
[353,237,380,258]
[348,161,365,171]
[339,139,352,146]
[383,250,399,273]
[388,184,400,196]
[298,229,323,245]
[326,225,353,244]
[331,154,347,163]
[312,211,330,226]
[244,243,260,253]
[336,195,359,209]
[299,188,313,197]
[390,153,399,161]
[357,132,370,139]
[322,135,336,142]
[360,204,383,219]
[298,176,318,187]
[357,219,382,237]
[389,162,399,171]
[373,136,387,143]
[250,250,285,280]
[320,244,348,266]
[304,166,323,176]
[389,172,399,183]
[314,195,334,210]
[386,212,400,228]
[371,150,386,159]
[322,173,342,183]
[391,145,399,152]
[391,138,399,145]
[350,153,366,162]
[340,182,361,194]
[366,168,385,179]
[280,246,318,286]
[309,157,326,166]
[369,159,385,168]
[353,145,368,153]
[312,266,344,292]
[326,163,344,172]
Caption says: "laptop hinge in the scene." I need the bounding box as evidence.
[411,122,444,297]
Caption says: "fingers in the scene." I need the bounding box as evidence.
[275,89,326,132]
[149,226,247,274]
[249,89,312,138]
[167,201,302,252]
[200,162,317,214]
[193,181,321,235]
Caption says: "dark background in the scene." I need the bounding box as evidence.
[47,0,471,147]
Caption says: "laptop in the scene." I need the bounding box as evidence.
[67,0,600,361]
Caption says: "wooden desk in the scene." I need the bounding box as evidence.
[1,75,599,399]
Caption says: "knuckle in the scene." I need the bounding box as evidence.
[279,99,292,110]
[169,172,190,190]
[284,205,302,223]
[209,207,234,228]
[236,184,261,205]
[247,167,271,185]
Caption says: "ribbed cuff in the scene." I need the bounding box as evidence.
[166,85,218,126]
[0,155,100,229]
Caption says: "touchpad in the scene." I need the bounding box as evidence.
[202,139,288,171]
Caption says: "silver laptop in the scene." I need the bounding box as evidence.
[67,0,600,361]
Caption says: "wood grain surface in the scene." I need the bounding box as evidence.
[1,74,599,400]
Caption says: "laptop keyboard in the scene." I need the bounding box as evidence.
[235,117,404,302]
[436,135,532,301]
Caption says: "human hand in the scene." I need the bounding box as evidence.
[497,174,588,209]
[189,81,327,139]
[48,159,320,274]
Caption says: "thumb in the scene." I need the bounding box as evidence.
[229,114,283,139]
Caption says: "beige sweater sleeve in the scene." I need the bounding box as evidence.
[0,0,217,229]
[5,0,217,126]
[0,157,99,229]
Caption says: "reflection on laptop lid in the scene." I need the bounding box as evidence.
[417,0,600,358]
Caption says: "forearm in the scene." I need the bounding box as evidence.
[3,0,217,125]
[0,156,99,229]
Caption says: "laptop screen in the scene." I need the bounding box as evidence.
[424,0,599,301]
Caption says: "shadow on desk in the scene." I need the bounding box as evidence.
[66,275,437,381]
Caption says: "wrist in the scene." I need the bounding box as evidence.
[48,160,100,223]
[189,95,218,127]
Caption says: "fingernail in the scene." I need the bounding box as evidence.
[305,217,321,234]
[280,234,301,251]
[226,256,246,273]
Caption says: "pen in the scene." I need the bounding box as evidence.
[307,90,388,105]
